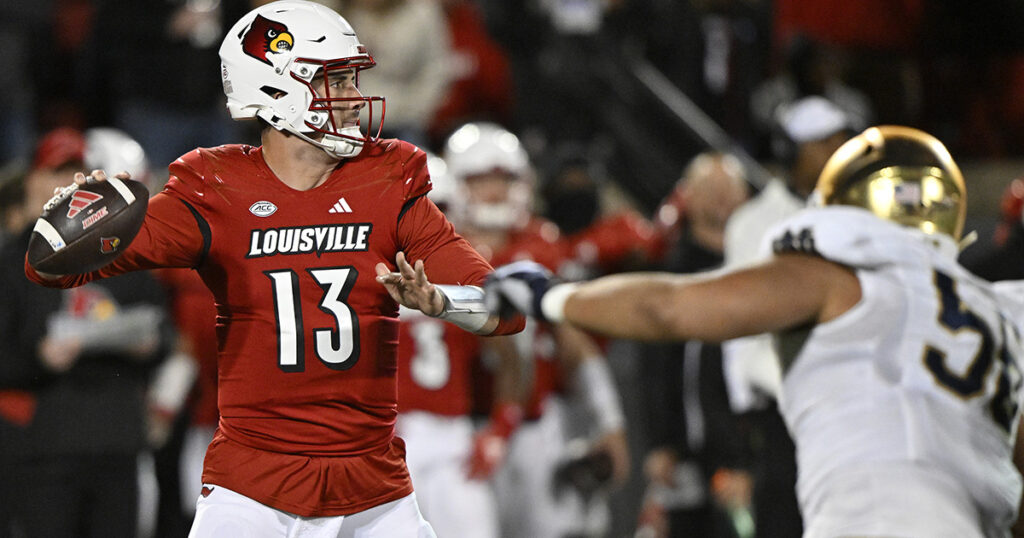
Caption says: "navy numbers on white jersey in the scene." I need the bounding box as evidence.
[265,266,361,372]
[924,270,1023,432]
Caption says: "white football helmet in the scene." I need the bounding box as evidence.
[219,0,384,159]
[84,128,151,187]
[442,122,532,230]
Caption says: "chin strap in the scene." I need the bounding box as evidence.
[260,108,365,159]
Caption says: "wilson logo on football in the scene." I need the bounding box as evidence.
[67,191,103,219]
[100,236,121,254]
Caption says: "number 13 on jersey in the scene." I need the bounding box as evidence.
[266,266,361,372]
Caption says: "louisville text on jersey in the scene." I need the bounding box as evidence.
[246,223,373,258]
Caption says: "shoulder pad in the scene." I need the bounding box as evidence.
[761,206,942,268]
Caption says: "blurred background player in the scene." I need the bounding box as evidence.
[80,127,219,537]
[635,152,753,538]
[0,127,174,538]
[719,94,854,537]
[394,151,504,538]
[443,121,629,538]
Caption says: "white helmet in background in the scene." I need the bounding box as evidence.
[443,122,532,230]
[424,150,456,213]
[84,128,151,188]
[219,0,384,159]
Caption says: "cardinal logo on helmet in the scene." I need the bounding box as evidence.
[241,14,294,66]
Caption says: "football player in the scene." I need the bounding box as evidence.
[443,122,629,538]
[487,126,1024,537]
[393,152,504,538]
[24,2,522,537]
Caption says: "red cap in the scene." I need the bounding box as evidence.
[32,127,86,171]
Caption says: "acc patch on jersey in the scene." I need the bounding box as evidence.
[27,178,149,274]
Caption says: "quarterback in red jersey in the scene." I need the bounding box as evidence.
[25,2,521,537]
[442,122,629,538]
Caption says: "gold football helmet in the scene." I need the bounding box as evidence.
[815,125,966,240]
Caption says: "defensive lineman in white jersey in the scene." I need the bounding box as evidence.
[485,125,1024,537]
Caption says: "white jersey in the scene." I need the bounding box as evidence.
[721,179,806,410]
[765,207,1024,537]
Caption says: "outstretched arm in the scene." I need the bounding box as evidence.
[488,253,861,343]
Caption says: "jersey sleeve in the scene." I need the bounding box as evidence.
[25,154,210,288]
[397,196,524,335]
[398,197,489,285]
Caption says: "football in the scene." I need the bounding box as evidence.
[27,178,149,275]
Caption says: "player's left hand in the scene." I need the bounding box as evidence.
[375,252,444,316]
[484,260,556,321]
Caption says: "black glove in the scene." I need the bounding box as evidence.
[484,260,557,322]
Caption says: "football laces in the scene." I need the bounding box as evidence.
[43,184,80,214]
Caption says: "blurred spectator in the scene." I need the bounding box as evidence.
[0,127,173,538]
[750,36,872,161]
[635,152,751,538]
[720,96,853,538]
[343,0,454,147]
[428,0,515,148]
[81,0,250,168]
[771,1,924,132]
[541,141,664,280]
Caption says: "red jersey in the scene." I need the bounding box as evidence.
[486,219,567,420]
[564,212,664,277]
[26,139,521,516]
[395,307,480,416]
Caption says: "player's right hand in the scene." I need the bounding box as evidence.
[484,261,556,321]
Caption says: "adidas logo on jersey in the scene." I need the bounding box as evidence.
[329,197,353,214]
